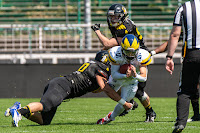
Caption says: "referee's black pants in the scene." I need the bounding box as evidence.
[176,61,200,127]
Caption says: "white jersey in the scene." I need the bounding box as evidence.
[107,46,151,91]
[108,46,151,68]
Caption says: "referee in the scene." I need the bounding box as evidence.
[165,0,200,132]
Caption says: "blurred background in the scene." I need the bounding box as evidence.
[0,0,187,98]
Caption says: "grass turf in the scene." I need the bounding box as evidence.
[0,98,200,133]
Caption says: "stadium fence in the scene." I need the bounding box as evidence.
[0,23,182,64]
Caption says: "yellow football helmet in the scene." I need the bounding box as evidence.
[121,34,140,60]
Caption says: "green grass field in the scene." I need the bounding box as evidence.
[0,98,200,133]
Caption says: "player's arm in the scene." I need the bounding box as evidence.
[96,75,133,110]
[151,31,183,56]
[111,64,127,80]
[91,24,119,50]
[95,30,119,50]
[151,41,168,55]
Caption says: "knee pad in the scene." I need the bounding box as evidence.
[136,92,148,102]
[141,92,148,102]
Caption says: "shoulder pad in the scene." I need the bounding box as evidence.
[127,19,135,25]
[123,19,135,33]
[137,49,152,66]
[108,46,124,64]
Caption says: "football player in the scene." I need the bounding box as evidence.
[96,34,152,124]
[91,3,156,122]
[4,51,133,127]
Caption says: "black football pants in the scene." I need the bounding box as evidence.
[176,61,200,127]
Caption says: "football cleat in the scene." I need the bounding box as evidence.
[187,114,200,122]
[119,99,138,117]
[4,102,21,117]
[10,108,22,127]
[97,112,113,125]
[145,110,156,122]
[172,125,184,133]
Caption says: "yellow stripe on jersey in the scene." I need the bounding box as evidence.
[141,53,152,66]
[183,41,187,58]
[136,28,143,40]
[108,52,117,64]
[116,24,126,30]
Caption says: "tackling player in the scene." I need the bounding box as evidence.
[4,51,133,127]
[97,34,152,124]
[91,3,156,122]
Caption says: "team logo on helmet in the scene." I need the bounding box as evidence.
[121,34,139,50]
[95,50,109,65]
[121,34,140,60]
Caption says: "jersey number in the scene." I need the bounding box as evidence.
[77,63,90,72]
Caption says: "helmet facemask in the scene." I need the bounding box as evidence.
[107,11,124,27]
[121,34,140,61]
[122,48,139,60]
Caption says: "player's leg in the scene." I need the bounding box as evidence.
[39,77,71,125]
[6,77,71,126]
[135,82,156,122]
[111,84,137,119]
[97,84,137,124]
[17,102,43,124]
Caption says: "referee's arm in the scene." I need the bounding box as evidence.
[165,25,181,75]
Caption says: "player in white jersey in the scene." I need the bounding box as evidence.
[97,34,152,125]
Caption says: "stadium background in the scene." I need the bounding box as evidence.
[0,0,186,98]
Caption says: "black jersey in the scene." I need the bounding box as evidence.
[108,18,149,52]
[65,60,110,98]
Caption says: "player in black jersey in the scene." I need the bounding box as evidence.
[91,4,156,122]
[5,51,133,127]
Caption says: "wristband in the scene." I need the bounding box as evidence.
[166,55,172,59]
[118,98,126,105]
[135,73,147,82]
[151,50,156,56]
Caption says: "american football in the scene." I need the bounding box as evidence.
[119,64,131,74]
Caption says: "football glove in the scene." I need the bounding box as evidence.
[91,24,100,31]
[151,50,156,56]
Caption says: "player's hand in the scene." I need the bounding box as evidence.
[91,24,100,31]
[130,65,137,77]
[123,102,133,110]
[126,65,132,78]
[165,58,174,75]
[126,65,136,77]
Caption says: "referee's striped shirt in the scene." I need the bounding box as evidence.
[173,0,200,49]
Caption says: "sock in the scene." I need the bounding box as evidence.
[110,104,124,120]
[145,105,153,113]
[18,106,32,119]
